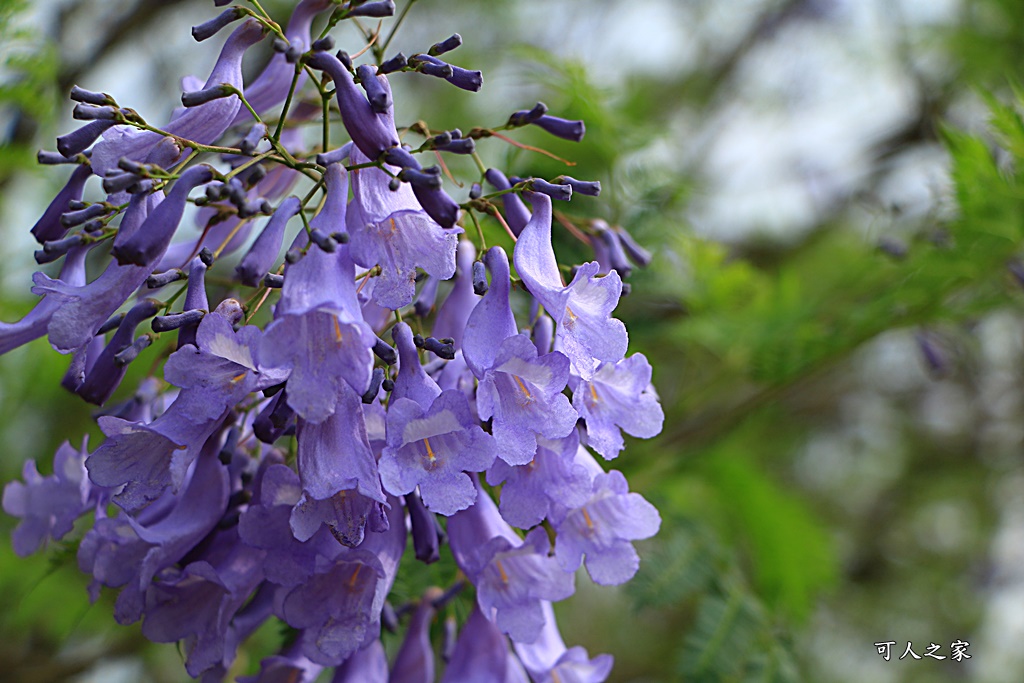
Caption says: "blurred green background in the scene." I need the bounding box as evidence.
[5,0,1024,680]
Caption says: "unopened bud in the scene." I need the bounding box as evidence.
[428,33,462,56]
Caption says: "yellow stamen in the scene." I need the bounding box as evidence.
[513,375,533,401]
[348,565,362,589]
[582,506,595,531]
[332,316,343,343]
[495,559,509,585]
[424,437,437,466]
[565,306,578,329]
[589,383,599,404]
[230,372,247,384]
[552,672,563,683]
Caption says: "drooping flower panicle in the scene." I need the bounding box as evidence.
[1,2,663,680]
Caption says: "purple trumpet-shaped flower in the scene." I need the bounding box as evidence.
[30,163,91,243]
[112,164,214,265]
[554,468,660,586]
[236,196,301,286]
[331,640,389,683]
[140,527,266,677]
[489,358,576,458]
[486,431,592,529]
[390,588,440,683]
[433,240,481,349]
[514,602,613,683]
[448,482,575,642]
[514,192,627,374]
[162,303,288,422]
[379,389,497,516]
[78,441,229,615]
[0,244,88,356]
[462,246,517,377]
[2,438,103,557]
[56,120,117,157]
[572,353,664,460]
[175,255,209,349]
[439,605,510,683]
[306,52,399,159]
[470,330,578,465]
[239,463,341,586]
[484,168,532,236]
[261,164,376,420]
[91,20,266,176]
[77,298,160,405]
[281,496,405,665]
[347,146,459,309]
[289,381,388,547]
[229,0,333,125]
[31,189,162,353]
[406,490,441,563]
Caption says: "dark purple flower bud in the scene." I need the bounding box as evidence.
[42,234,85,258]
[81,219,105,234]
[57,120,118,157]
[102,171,142,195]
[530,178,572,201]
[472,260,488,295]
[78,299,161,405]
[613,224,652,268]
[192,7,244,41]
[272,38,289,53]
[508,102,548,127]
[362,367,386,403]
[533,115,585,142]
[439,138,475,154]
[112,165,214,265]
[372,336,398,365]
[116,157,148,174]
[400,167,443,190]
[316,143,352,168]
[484,168,531,236]
[70,85,114,106]
[235,196,301,286]
[61,203,109,227]
[384,146,421,169]
[285,45,303,63]
[309,228,337,252]
[390,589,439,682]
[414,275,440,317]
[414,58,453,79]
[412,185,460,229]
[379,52,408,74]
[347,0,396,18]
[177,256,210,348]
[147,268,185,286]
[429,33,463,56]
[263,273,284,288]
[152,309,205,332]
[356,64,392,114]
[422,336,455,359]
[307,51,399,159]
[533,314,554,355]
[406,491,440,564]
[469,182,482,199]
[181,84,234,108]
[36,150,81,165]
[312,36,335,52]
[113,333,152,366]
[73,103,119,121]
[555,175,600,197]
[31,163,91,243]
[240,121,267,154]
[415,54,482,92]
[253,392,294,444]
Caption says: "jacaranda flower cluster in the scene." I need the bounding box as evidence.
[1,1,664,680]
